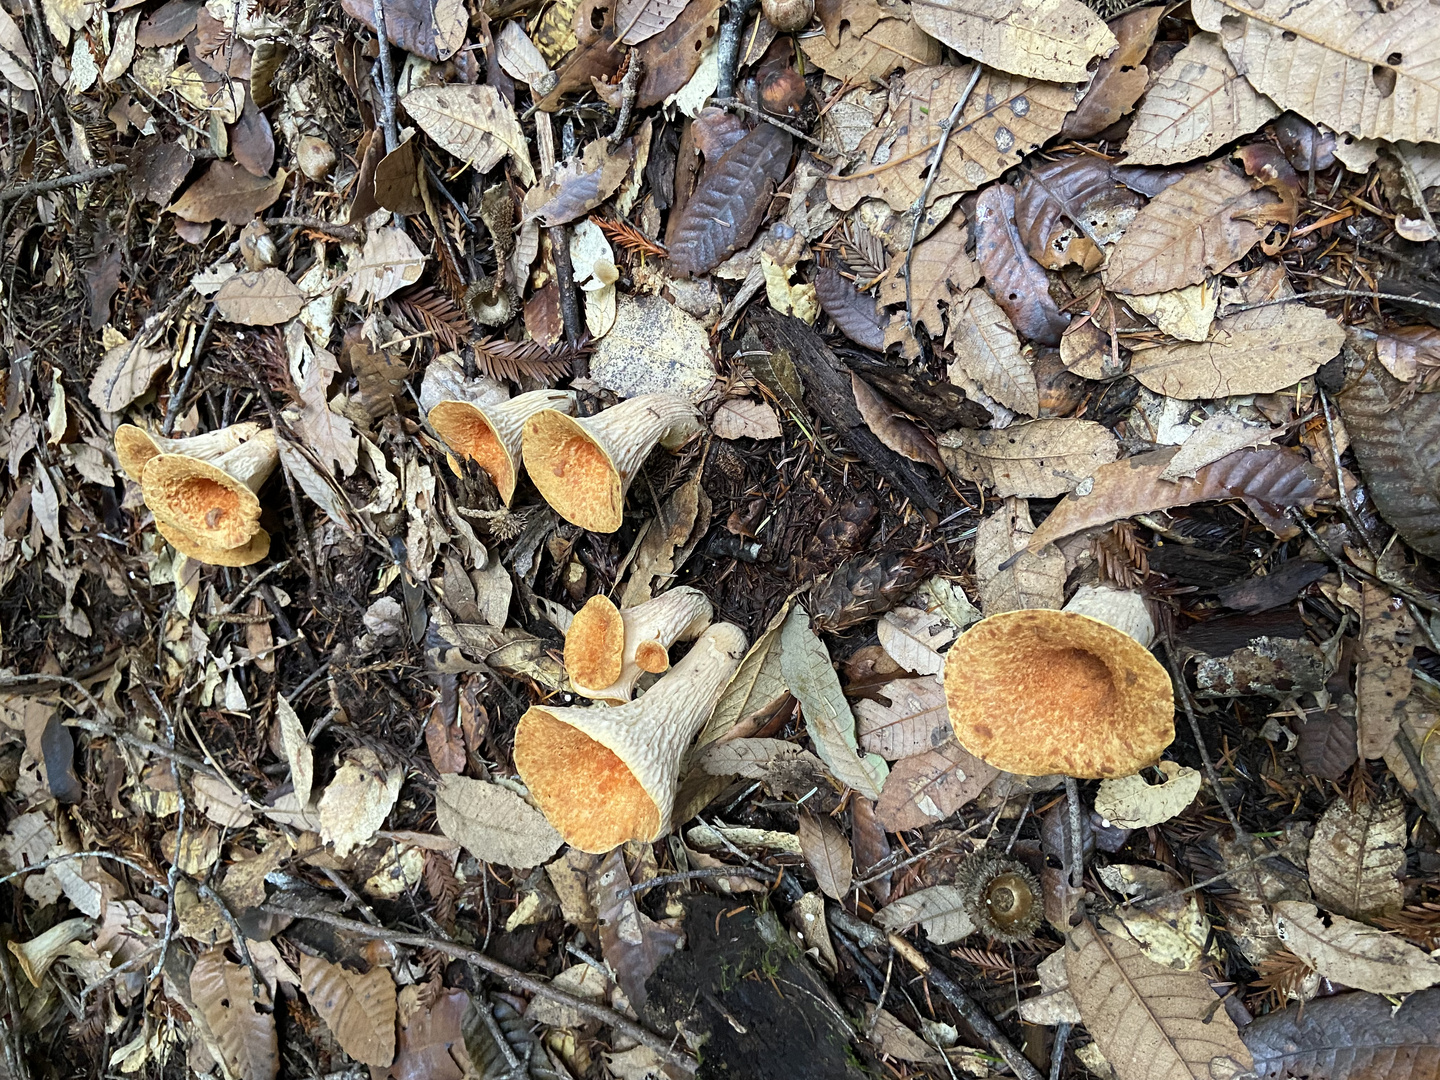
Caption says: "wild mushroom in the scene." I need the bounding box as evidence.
[156,519,271,567]
[8,917,92,987]
[428,389,576,504]
[564,587,714,702]
[943,590,1173,780]
[520,393,702,533]
[141,429,278,551]
[514,621,747,852]
[114,422,263,483]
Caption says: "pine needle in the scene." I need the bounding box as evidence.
[592,215,668,259]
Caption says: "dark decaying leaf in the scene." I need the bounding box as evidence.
[1217,560,1329,613]
[594,848,682,1010]
[1013,157,1143,270]
[850,373,945,473]
[635,0,723,108]
[137,0,200,47]
[1335,333,1440,555]
[168,161,284,226]
[972,183,1070,346]
[536,0,622,109]
[391,985,470,1080]
[128,137,196,205]
[1060,6,1164,139]
[229,95,276,178]
[841,355,992,429]
[522,137,636,226]
[814,266,886,351]
[341,0,466,61]
[850,798,892,904]
[1242,988,1440,1080]
[808,552,927,633]
[668,124,793,277]
[1296,708,1359,782]
[1027,446,1330,553]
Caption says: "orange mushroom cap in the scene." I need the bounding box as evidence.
[428,401,518,502]
[142,453,265,550]
[564,595,626,692]
[943,608,1174,779]
[156,520,271,567]
[522,409,623,532]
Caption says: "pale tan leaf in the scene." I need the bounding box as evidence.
[1355,583,1414,759]
[874,884,977,943]
[856,675,951,758]
[875,609,955,675]
[1127,304,1344,399]
[1093,762,1202,829]
[1066,919,1251,1080]
[696,603,790,748]
[866,1006,941,1063]
[800,15,944,88]
[299,954,397,1068]
[1274,901,1440,995]
[434,774,562,868]
[975,496,1064,613]
[590,292,717,401]
[616,0,688,45]
[944,288,1036,415]
[190,949,278,1080]
[400,83,534,184]
[0,5,38,92]
[347,226,425,303]
[1308,796,1405,921]
[1103,163,1280,295]
[213,268,304,326]
[495,20,554,91]
[940,419,1118,499]
[694,738,830,797]
[317,748,403,859]
[287,331,360,477]
[827,65,1076,214]
[274,693,313,809]
[1097,866,1210,973]
[779,606,888,799]
[711,396,782,440]
[1123,282,1218,343]
[880,217,979,355]
[798,811,853,900]
[1191,0,1440,143]
[874,738,998,831]
[88,336,170,412]
[1120,34,1279,165]
[910,0,1115,81]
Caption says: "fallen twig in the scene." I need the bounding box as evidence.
[370,0,400,154]
[0,163,128,204]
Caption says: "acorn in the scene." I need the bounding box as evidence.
[762,0,814,33]
[956,850,1042,944]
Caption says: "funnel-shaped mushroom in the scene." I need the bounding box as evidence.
[565,587,714,702]
[114,422,263,483]
[142,429,278,550]
[8,917,92,987]
[943,596,1173,779]
[428,390,576,504]
[156,519,271,567]
[521,393,702,532]
[515,621,747,852]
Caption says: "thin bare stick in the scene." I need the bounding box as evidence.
[1225,288,1440,315]
[0,850,163,889]
[370,0,400,154]
[0,163,128,203]
[1162,640,1244,838]
[1065,776,1085,888]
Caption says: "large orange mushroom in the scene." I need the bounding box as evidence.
[521,393,701,533]
[427,389,575,504]
[515,622,747,852]
[943,593,1173,779]
[114,422,263,482]
[141,429,278,552]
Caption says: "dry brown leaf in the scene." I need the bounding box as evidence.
[800,13,944,87]
[347,226,426,303]
[827,65,1076,214]
[1121,33,1280,166]
[945,288,1037,414]
[434,774,562,868]
[1308,797,1405,922]
[851,373,945,472]
[1066,918,1251,1080]
[168,162,285,226]
[1060,7,1163,139]
[874,738,999,831]
[341,0,465,61]
[533,0,580,62]
[88,334,170,412]
[401,84,534,185]
[1014,156,1140,271]
[1103,162,1281,295]
[874,884,977,943]
[615,0,688,44]
[909,0,1116,82]
[317,748,403,859]
[972,183,1070,345]
[711,396,783,440]
[876,608,955,674]
[594,848,682,1009]
[939,418,1118,499]
[634,0,723,107]
[1127,303,1344,399]
[976,496,1065,613]
[213,268,305,327]
[1274,902,1440,995]
[669,124,792,276]
[1355,583,1414,760]
[299,953,397,1068]
[1159,412,1279,481]
[522,137,634,226]
[190,949,278,1080]
[798,811,853,900]
[391,984,470,1080]
[1026,446,1329,553]
[856,675,952,759]
[879,216,979,354]
[1191,0,1440,144]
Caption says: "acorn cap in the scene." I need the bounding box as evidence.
[515,622,747,852]
[156,519,271,567]
[141,430,277,550]
[521,393,702,533]
[427,389,575,505]
[114,422,262,482]
[943,608,1174,779]
[564,587,715,702]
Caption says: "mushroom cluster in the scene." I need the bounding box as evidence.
[564,587,715,702]
[427,389,576,506]
[115,423,279,566]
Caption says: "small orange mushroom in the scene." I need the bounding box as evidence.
[141,429,278,551]
[521,393,701,533]
[427,389,575,504]
[114,422,263,482]
[564,587,714,702]
[943,602,1173,779]
[515,622,747,853]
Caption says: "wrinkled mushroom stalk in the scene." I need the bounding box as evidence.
[521,393,702,533]
[565,587,715,702]
[428,389,576,505]
[114,421,263,482]
[8,917,92,987]
[515,622,747,852]
[141,429,278,550]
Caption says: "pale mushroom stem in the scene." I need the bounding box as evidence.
[210,428,281,494]
[515,622,747,853]
[569,587,715,701]
[428,389,575,504]
[8,917,92,987]
[586,394,704,478]
[114,422,262,482]
[1062,585,1155,648]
